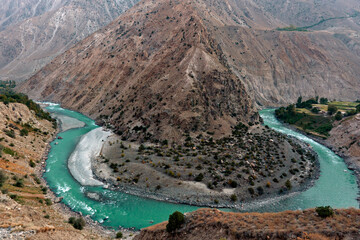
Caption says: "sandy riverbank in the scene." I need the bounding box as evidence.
[38,108,137,239]
[68,127,112,186]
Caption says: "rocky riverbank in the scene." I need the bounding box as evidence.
[275,114,360,204]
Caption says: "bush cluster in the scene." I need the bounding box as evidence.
[68,217,86,230]
[166,211,185,232]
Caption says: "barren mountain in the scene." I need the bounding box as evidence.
[19,0,260,142]
[0,0,138,82]
[0,0,67,31]
[19,0,360,141]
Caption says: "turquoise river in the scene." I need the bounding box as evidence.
[44,105,359,230]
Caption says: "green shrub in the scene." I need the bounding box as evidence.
[20,129,28,136]
[166,211,185,232]
[194,173,204,182]
[14,179,24,188]
[29,160,36,168]
[248,188,255,195]
[4,129,15,138]
[3,147,16,156]
[335,111,343,121]
[0,170,6,187]
[68,217,76,224]
[73,217,86,230]
[45,198,52,206]
[327,105,338,115]
[285,180,292,190]
[116,231,123,238]
[230,194,238,202]
[315,206,334,218]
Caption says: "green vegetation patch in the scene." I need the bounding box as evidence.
[166,211,185,232]
[276,25,307,32]
[276,105,333,138]
[0,89,55,122]
[276,97,360,139]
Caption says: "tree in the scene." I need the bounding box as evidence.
[320,98,328,104]
[166,211,185,232]
[356,104,360,113]
[315,206,334,218]
[285,180,292,190]
[72,217,86,230]
[327,105,338,115]
[296,96,303,107]
[116,232,123,238]
[335,111,343,121]
[194,173,204,182]
[230,194,238,201]
[311,107,320,114]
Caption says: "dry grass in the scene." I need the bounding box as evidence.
[136,208,360,240]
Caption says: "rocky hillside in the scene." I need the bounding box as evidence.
[0,0,138,82]
[327,113,360,180]
[18,0,360,140]
[19,0,259,143]
[135,208,360,240]
[0,0,67,31]
[193,0,360,106]
[0,101,111,239]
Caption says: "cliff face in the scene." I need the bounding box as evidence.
[135,208,360,240]
[0,0,138,82]
[327,114,360,174]
[19,0,259,142]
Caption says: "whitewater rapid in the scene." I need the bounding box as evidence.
[68,127,112,186]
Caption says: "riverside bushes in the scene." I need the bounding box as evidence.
[68,217,86,230]
[166,211,185,232]
[316,206,334,218]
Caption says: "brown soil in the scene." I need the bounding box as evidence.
[135,208,360,240]
[0,102,112,239]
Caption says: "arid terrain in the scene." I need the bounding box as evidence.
[135,208,360,240]
[0,101,112,239]
[327,113,360,183]
[0,0,138,82]
[18,0,360,143]
[94,123,318,206]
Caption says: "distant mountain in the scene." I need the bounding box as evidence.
[0,0,68,31]
[19,0,360,141]
[0,0,138,82]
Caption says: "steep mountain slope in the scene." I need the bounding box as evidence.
[0,0,138,82]
[0,101,110,239]
[327,113,360,179]
[192,0,360,106]
[19,0,259,142]
[0,0,67,31]
[19,0,360,140]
